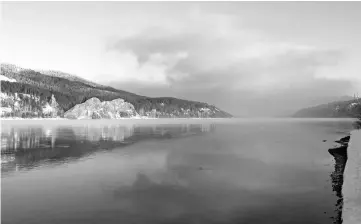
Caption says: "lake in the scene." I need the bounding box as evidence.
[0,118,356,224]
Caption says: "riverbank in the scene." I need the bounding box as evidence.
[328,134,350,224]
[0,117,355,122]
[343,129,361,224]
[328,129,361,224]
[0,117,235,128]
[1,117,356,129]
[0,117,222,121]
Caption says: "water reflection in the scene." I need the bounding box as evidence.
[1,119,356,224]
[109,148,334,224]
[1,123,215,175]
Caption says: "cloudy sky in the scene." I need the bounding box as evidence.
[1,2,361,116]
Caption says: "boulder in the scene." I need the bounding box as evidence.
[64,97,139,119]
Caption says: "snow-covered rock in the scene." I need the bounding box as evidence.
[64,97,139,119]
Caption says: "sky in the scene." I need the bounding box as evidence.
[1,2,361,117]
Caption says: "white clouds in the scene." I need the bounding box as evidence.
[95,50,189,85]
[101,4,355,95]
[109,20,346,94]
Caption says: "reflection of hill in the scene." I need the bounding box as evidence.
[71,124,135,142]
[1,123,215,175]
[1,126,52,154]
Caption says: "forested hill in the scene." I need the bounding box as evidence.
[0,63,232,118]
[293,98,361,118]
[1,63,104,88]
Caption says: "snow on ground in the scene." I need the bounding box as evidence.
[0,75,17,82]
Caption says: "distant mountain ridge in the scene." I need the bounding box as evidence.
[293,98,361,118]
[2,63,105,88]
[1,63,232,118]
[36,69,103,88]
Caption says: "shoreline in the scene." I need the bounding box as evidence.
[0,117,356,127]
[328,134,350,224]
[328,129,361,224]
[0,117,356,121]
[0,117,235,127]
[0,117,230,121]
[342,129,361,224]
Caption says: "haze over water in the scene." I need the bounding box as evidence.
[0,118,356,224]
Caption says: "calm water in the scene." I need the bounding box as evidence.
[0,119,356,224]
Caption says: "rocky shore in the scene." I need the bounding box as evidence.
[328,135,350,224]
[328,129,361,224]
[342,130,361,224]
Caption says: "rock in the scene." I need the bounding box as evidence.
[328,138,349,224]
[64,97,139,119]
[335,135,350,145]
[339,135,350,143]
[329,144,348,155]
[91,111,101,119]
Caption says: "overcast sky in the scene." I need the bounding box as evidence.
[1,2,361,117]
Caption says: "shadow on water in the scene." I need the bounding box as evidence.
[1,123,215,176]
[328,139,349,224]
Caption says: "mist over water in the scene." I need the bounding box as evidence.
[1,119,355,224]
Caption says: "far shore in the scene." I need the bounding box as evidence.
[0,117,225,120]
[0,117,357,127]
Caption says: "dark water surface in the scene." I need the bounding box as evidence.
[0,119,355,224]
